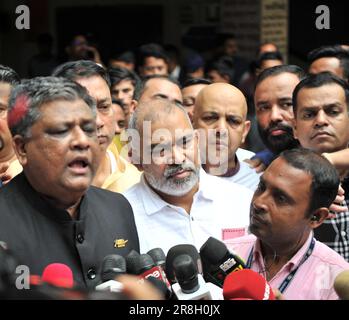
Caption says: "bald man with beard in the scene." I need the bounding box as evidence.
[193,83,261,190]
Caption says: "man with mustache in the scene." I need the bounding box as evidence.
[53,60,141,193]
[225,148,349,299]
[0,77,139,288]
[293,72,349,261]
[123,99,253,254]
[250,65,305,170]
[0,65,22,186]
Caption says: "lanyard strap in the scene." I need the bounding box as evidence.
[246,238,315,294]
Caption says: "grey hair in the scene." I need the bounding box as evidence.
[128,99,193,132]
[8,76,96,138]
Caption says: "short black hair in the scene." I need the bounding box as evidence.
[137,43,169,67]
[52,60,111,87]
[111,98,125,110]
[255,64,306,89]
[182,78,212,89]
[206,56,234,83]
[308,45,349,82]
[258,51,284,67]
[110,50,135,64]
[132,74,179,101]
[292,72,349,116]
[8,77,96,138]
[279,148,339,217]
[108,66,140,88]
[0,65,20,85]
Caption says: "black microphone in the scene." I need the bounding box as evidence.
[200,237,245,287]
[136,254,171,289]
[100,254,126,282]
[171,254,213,300]
[95,255,126,292]
[165,244,202,284]
[125,250,141,275]
[147,248,166,269]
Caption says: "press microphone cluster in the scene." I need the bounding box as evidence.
[166,244,222,300]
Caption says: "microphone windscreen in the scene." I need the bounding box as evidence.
[334,270,349,300]
[101,254,126,282]
[126,250,140,275]
[223,269,275,300]
[41,263,74,289]
[147,248,166,267]
[138,254,155,274]
[165,244,201,284]
[173,254,199,293]
[200,237,229,264]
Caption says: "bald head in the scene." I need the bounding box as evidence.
[193,83,251,171]
[194,83,248,124]
[129,99,192,134]
[138,77,183,106]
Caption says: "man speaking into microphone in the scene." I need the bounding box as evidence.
[225,148,349,299]
[0,77,139,289]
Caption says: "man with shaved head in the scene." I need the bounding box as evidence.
[133,75,183,106]
[123,99,253,253]
[193,83,260,190]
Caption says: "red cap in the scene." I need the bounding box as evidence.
[223,269,275,300]
[42,263,74,289]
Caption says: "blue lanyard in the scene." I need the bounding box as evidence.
[246,237,315,294]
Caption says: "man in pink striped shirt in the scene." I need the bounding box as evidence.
[225,148,349,300]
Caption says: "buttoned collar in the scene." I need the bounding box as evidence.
[138,168,216,216]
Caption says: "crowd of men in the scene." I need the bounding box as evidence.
[1,34,349,299]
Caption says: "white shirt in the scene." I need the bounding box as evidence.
[222,160,261,191]
[123,169,253,254]
[236,148,255,161]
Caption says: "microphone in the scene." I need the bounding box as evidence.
[171,254,213,300]
[136,254,171,290]
[334,270,349,300]
[125,250,141,275]
[100,254,126,282]
[41,263,74,289]
[223,269,275,300]
[147,248,166,269]
[95,255,126,293]
[200,237,245,287]
[165,244,202,284]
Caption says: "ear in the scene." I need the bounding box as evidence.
[129,99,138,114]
[241,120,251,144]
[12,135,28,166]
[309,208,329,229]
